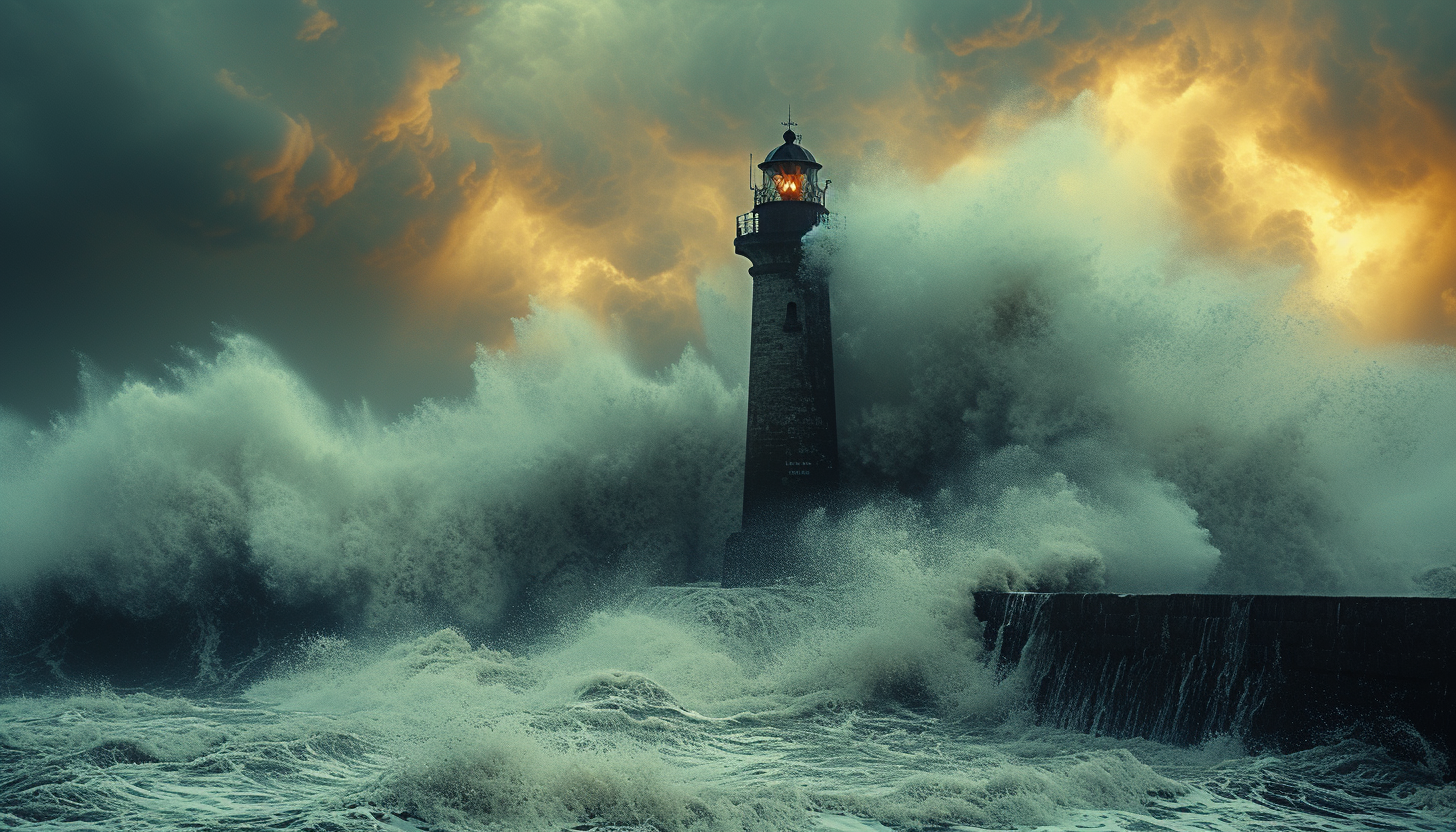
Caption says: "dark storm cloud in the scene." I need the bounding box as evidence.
[0,0,486,421]
[0,0,926,421]
[0,0,486,241]
[0,2,267,247]
[3,0,1455,425]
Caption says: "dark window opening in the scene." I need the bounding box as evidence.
[783,301,802,331]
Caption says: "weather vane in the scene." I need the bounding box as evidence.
[782,105,797,138]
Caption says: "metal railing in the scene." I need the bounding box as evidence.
[735,209,840,238]
[736,211,758,236]
[753,183,828,207]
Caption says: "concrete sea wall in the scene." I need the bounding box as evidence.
[972,592,1454,761]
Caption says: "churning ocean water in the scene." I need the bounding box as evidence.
[1,585,1452,831]
[3,112,1454,829]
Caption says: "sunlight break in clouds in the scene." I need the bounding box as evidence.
[4,0,1456,429]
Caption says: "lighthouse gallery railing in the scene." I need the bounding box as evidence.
[736,210,840,237]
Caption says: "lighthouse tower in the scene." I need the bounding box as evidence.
[722,125,839,587]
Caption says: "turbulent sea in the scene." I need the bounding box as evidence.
[4,111,1455,829]
[3,585,1452,832]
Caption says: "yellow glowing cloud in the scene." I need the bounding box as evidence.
[296,0,338,42]
[347,0,963,364]
[369,51,461,145]
[1093,19,1454,339]
[215,69,261,100]
[919,0,1456,343]
[370,128,725,364]
[231,115,358,238]
[199,0,1456,369]
[943,1,1058,55]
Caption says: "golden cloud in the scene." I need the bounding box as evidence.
[231,115,358,238]
[215,68,262,100]
[297,10,338,42]
[369,51,461,145]
[908,0,1456,343]
[296,0,338,42]
[199,0,1456,371]
[342,0,950,365]
[941,1,1060,55]
[367,126,721,366]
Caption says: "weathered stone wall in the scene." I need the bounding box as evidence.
[741,265,837,511]
[724,199,838,586]
[972,592,1454,761]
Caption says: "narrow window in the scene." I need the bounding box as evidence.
[783,301,801,331]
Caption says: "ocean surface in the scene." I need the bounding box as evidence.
[2,586,1450,832]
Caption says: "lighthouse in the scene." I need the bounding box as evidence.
[722,124,840,587]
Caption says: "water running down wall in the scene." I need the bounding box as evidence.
[972,592,1454,766]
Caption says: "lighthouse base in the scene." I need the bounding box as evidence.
[721,499,833,587]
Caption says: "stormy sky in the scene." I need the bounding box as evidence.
[3,0,1455,424]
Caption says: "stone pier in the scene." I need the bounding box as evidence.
[972,592,1454,763]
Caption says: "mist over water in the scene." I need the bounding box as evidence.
[2,105,1455,831]
[819,103,1456,596]
[0,308,742,635]
[2,106,1454,642]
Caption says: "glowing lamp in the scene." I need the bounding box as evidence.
[773,166,806,200]
[758,129,823,205]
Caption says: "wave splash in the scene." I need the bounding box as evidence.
[0,308,742,642]
[2,106,1455,690]
[822,104,1456,596]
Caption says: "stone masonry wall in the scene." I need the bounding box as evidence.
[972,592,1454,762]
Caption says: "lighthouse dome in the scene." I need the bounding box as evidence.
[756,128,826,203]
[762,129,819,166]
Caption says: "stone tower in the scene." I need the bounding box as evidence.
[721,126,839,587]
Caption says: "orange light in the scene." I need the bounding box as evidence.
[772,165,806,201]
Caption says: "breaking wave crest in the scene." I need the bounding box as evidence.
[0,308,743,671]
[2,106,1455,691]
[820,103,1456,595]
[246,586,1184,832]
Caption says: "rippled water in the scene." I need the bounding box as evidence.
[2,589,1450,831]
